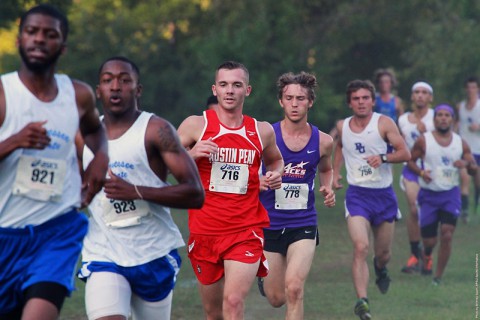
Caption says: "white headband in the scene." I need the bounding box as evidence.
[411,81,433,94]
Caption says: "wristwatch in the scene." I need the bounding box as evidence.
[380,154,388,163]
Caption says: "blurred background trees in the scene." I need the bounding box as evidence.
[1,0,480,129]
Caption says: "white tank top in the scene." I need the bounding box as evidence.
[81,112,184,266]
[419,131,462,191]
[398,109,434,150]
[342,113,393,188]
[458,100,480,154]
[0,72,80,227]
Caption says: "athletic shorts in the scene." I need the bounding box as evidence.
[78,249,181,302]
[401,165,419,183]
[0,210,88,313]
[474,154,480,165]
[418,187,461,228]
[345,185,400,226]
[263,226,319,255]
[188,228,268,285]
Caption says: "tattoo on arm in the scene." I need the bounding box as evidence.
[157,123,181,153]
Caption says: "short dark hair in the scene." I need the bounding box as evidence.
[98,56,140,80]
[206,95,218,107]
[346,80,376,103]
[465,76,479,87]
[216,61,249,83]
[20,4,69,42]
[277,72,317,102]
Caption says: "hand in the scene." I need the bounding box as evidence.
[103,168,139,201]
[319,186,335,207]
[421,170,432,183]
[333,174,343,190]
[453,159,467,169]
[264,171,282,190]
[469,123,480,132]
[259,175,269,192]
[364,155,382,169]
[189,138,218,160]
[416,121,427,133]
[81,152,108,207]
[16,121,51,149]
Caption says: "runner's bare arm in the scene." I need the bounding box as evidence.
[74,80,108,207]
[258,121,283,190]
[105,117,205,208]
[318,131,335,207]
[332,120,344,189]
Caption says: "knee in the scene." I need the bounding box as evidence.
[440,228,454,243]
[353,241,369,258]
[408,204,418,216]
[376,250,391,265]
[223,292,244,313]
[285,278,304,304]
[267,292,286,308]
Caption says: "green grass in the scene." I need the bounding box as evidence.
[61,166,480,319]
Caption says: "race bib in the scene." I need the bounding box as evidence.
[275,183,309,210]
[352,164,381,183]
[12,156,66,202]
[209,162,249,194]
[101,195,150,228]
[435,166,458,188]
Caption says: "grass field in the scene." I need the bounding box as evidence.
[61,166,480,319]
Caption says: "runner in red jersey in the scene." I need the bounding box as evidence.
[178,61,284,320]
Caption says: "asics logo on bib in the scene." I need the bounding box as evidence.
[209,147,256,165]
[283,184,302,191]
[355,142,366,154]
[31,159,58,170]
[220,164,241,171]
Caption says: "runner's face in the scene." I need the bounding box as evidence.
[349,88,374,118]
[411,87,432,108]
[466,82,479,100]
[212,68,251,111]
[17,14,65,73]
[279,84,312,123]
[96,60,141,116]
[378,75,392,93]
[434,110,453,132]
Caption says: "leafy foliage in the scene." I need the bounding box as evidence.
[1,0,480,128]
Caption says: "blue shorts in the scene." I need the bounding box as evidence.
[418,187,461,227]
[345,185,400,226]
[78,249,181,302]
[401,165,418,183]
[474,154,480,166]
[0,210,88,313]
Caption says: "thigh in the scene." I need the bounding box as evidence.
[285,239,316,283]
[347,216,371,246]
[131,291,173,320]
[263,251,286,292]
[403,179,420,206]
[85,272,132,319]
[223,259,260,299]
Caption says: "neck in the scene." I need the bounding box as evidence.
[18,65,58,101]
[380,92,390,99]
[413,105,428,117]
[352,113,373,128]
[467,95,478,105]
[217,107,244,128]
[281,118,309,135]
